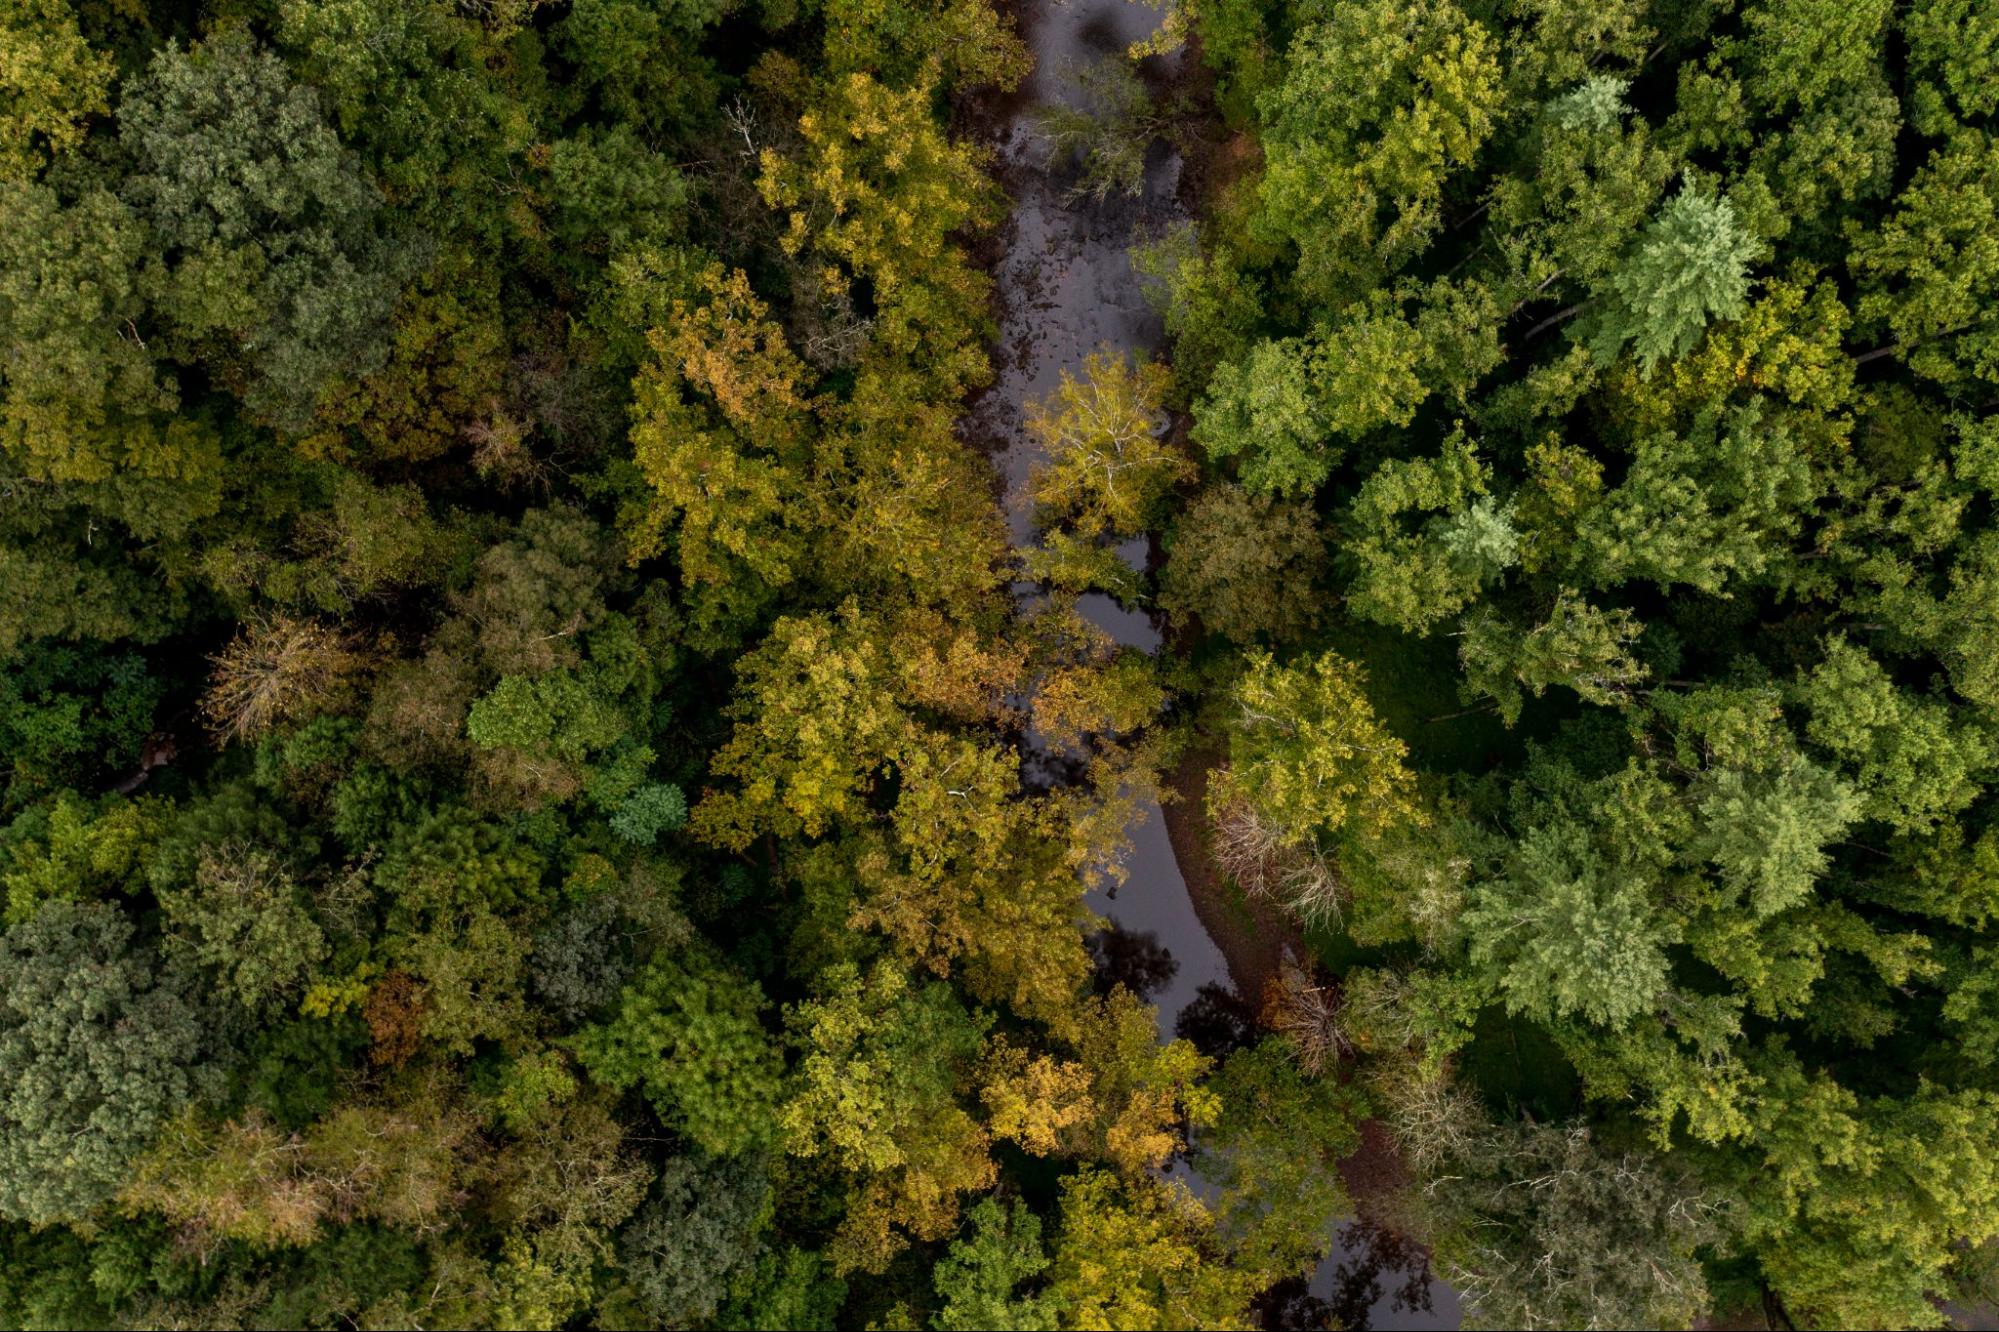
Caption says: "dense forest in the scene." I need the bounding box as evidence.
[1,0,1997,1326]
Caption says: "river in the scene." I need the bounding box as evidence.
[962,0,1461,1327]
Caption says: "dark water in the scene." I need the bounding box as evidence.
[972,2,1459,1326]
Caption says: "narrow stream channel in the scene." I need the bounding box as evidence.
[965,1,1463,1327]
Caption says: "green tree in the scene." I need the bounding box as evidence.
[1159,485,1326,644]
[780,960,995,1272]
[1343,434,1517,634]
[1580,183,1756,376]
[570,949,783,1157]
[1428,1119,1722,1330]
[618,1153,773,1326]
[0,900,212,1224]
[1464,820,1674,1029]
[118,28,409,432]
[1198,1039,1365,1280]
[1458,591,1648,724]
[157,844,328,1016]
[1847,132,1999,390]
[932,1197,1061,1332]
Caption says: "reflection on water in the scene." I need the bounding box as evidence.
[1313,1218,1448,1332]
[1087,924,1178,1001]
[1248,1221,1448,1331]
[1174,980,1257,1058]
[1253,1277,1335,1331]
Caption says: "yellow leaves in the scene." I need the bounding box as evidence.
[1033,654,1166,753]
[1029,348,1190,541]
[0,0,113,179]
[1049,1169,1255,1331]
[1608,271,1857,438]
[663,267,808,431]
[693,607,910,850]
[980,989,1217,1177]
[890,609,1025,722]
[1216,649,1427,846]
[982,1042,1098,1155]
[300,962,379,1019]
[753,68,998,379]
[624,266,815,603]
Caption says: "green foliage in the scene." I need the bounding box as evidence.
[1215,648,1425,844]
[1580,184,1757,377]
[608,782,688,845]
[119,28,409,433]
[1197,1039,1365,1279]
[1464,820,1674,1029]
[1457,591,1647,723]
[931,1198,1060,1331]
[1160,484,1326,644]
[0,901,212,1224]
[157,844,328,1015]
[618,1153,772,1326]
[1428,1120,1722,1330]
[571,948,783,1156]
[1344,433,1516,634]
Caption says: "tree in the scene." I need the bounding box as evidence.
[157,844,328,1016]
[1903,0,1999,134]
[1847,132,1999,390]
[625,265,815,649]
[1213,649,1425,844]
[932,1198,1061,1332]
[1046,1169,1254,1331]
[1036,56,1164,202]
[982,988,1218,1177]
[618,1153,772,1327]
[1192,336,1334,496]
[0,900,212,1224]
[1427,1120,1721,1330]
[1343,434,1517,634]
[1798,637,1991,833]
[0,0,111,180]
[1029,349,1189,541]
[203,616,366,744]
[758,70,1000,392]
[780,961,996,1272]
[118,28,409,432]
[570,948,783,1157]
[1575,401,1817,596]
[1458,591,1648,723]
[0,182,213,494]
[1253,0,1504,303]
[1686,756,1861,918]
[1197,1039,1365,1280]
[692,607,910,850]
[1464,820,1674,1029]
[1736,0,1892,115]
[1159,485,1326,644]
[1580,183,1756,377]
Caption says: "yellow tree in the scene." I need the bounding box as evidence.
[1212,649,1426,845]
[1029,349,1192,541]
[626,265,819,648]
[757,69,1001,397]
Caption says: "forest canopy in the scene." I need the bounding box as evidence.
[0,0,1997,1329]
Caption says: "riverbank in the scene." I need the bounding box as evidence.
[1157,743,1299,1005]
